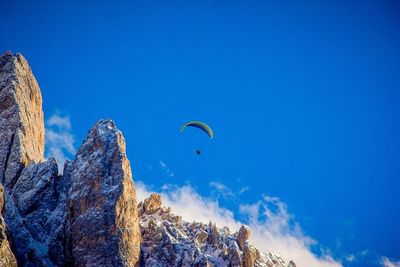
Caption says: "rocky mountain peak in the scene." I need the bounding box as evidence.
[142,193,162,215]
[0,51,44,188]
[139,194,295,267]
[238,225,251,250]
[66,118,141,266]
[0,50,296,267]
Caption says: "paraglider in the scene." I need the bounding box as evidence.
[180,121,213,139]
[180,121,213,155]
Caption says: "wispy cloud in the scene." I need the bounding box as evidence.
[47,114,72,129]
[239,186,250,194]
[239,195,341,267]
[45,114,76,174]
[209,181,235,200]
[342,249,369,265]
[136,182,238,229]
[136,181,342,267]
[382,257,400,267]
[345,254,355,263]
[159,160,174,177]
[209,182,250,199]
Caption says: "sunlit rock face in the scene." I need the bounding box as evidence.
[66,119,141,266]
[139,194,294,267]
[0,51,44,189]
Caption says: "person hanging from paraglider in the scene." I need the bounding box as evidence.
[180,121,213,155]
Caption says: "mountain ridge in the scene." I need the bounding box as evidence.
[0,51,295,267]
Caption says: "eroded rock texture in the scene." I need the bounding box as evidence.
[0,51,44,189]
[139,194,293,267]
[0,51,68,266]
[66,120,141,266]
[4,159,69,266]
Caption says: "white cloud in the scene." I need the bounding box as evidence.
[346,254,355,262]
[382,257,400,267]
[136,181,240,229]
[159,160,174,177]
[240,196,341,267]
[159,160,167,168]
[209,181,235,199]
[239,186,250,194]
[46,114,72,129]
[136,181,342,267]
[45,114,76,174]
[360,250,369,257]
[343,249,369,264]
[209,182,250,199]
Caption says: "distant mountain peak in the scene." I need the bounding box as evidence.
[139,193,296,267]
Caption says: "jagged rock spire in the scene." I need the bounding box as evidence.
[66,119,141,266]
[0,51,45,188]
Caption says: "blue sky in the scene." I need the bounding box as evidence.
[2,1,400,266]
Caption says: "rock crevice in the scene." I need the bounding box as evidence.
[1,133,14,185]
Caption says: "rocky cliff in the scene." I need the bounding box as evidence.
[65,119,140,266]
[0,51,295,267]
[0,51,44,189]
[0,185,17,267]
[139,193,296,267]
[0,51,141,267]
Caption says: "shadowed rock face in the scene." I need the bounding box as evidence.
[4,159,69,266]
[66,120,141,266]
[0,185,17,267]
[0,51,44,189]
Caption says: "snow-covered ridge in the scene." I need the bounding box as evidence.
[139,193,296,267]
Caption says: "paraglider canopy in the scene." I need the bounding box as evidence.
[180,121,214,139]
